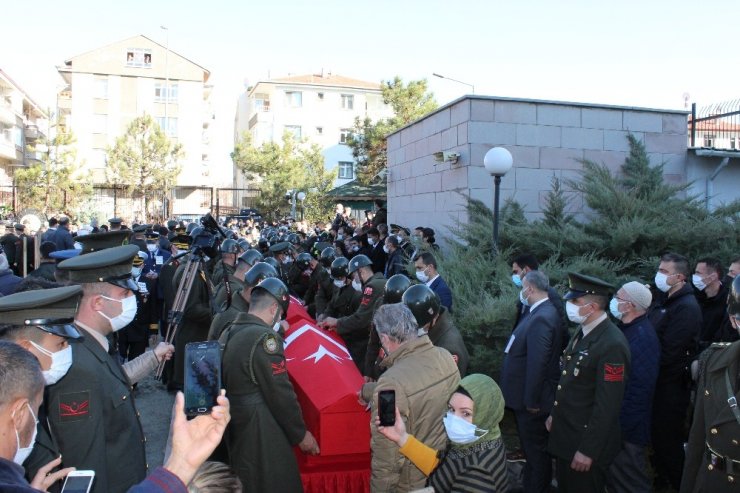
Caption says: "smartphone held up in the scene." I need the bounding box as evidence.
[184,341,221,417]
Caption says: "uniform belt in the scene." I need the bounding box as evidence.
[706,442,740,476]
[228,393,265,406]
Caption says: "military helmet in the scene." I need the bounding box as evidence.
[186,222,198,235]
[253,277,290,319]
[402,284,441,328]
[295,252,313,271]
[220,238,240,253]
[223,229,236,240]
[728,276,740,318]
[319,247,337,268]
[258,238,269,249]
[189,226,203,238]
[239,249,263,266]
[348,254,372,275]
[262,257,281,271]
[244,261,278,287]
[384,274,412,304]
[237,238,250,251]
[287,233,300,245]
[330,257,350,279]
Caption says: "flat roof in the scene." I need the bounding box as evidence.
[388,94,689,137]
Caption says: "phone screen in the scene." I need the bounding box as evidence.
[62,475,94,493]
[378,389,395,426]
[184,341,221,416]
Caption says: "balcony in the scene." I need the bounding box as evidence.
[0,131,19,161]
[0,100,16,126]
[24,124,40,141]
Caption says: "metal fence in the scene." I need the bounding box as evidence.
[689,100,740,149]
[0,185,260,223]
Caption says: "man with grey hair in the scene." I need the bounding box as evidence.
[366,303,460,491]
[500,270,566,493]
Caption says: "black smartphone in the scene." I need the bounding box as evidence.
[378,389,396,426]
[184,341,221,417]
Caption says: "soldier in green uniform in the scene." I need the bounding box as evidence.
[403,284,469,376]
[212,246,256,311]
[219,278,320,492]
[681,275,740,492]
[268,241,293,286]
[212,238,241,285]
[208,262,277,341]
[299,252,333,318]
[318,257,362,322]
[0,286,83,491]
[45,245,149,493]
[320,254,386,375]
[546,273,630,493]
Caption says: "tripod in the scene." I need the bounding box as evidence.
[155,250,207,379]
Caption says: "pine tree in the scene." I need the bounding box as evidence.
[14,115,92,218]
[106,115,182,221]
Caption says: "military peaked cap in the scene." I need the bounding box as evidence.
[58,244,140,291]
[563,272,614,300]
[0,285,83,339]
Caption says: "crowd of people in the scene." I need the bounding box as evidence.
[0,198,739,493]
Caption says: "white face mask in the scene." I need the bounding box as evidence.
[146,243,157,252]
[99,294,137,331]
[73,242,83,250]
[654,272,672,292]
[13,403,38,465]
[333,279,345,289]
[383,245,390,254]
[442,412,487,445]
[566,301,589,324]
[368,237,376,246]
[692,274,707,291]
[352,279,363,292]
[177,249,188,256]
[416,270,429,283]
[519,288,530,307]
[282,257,293,265]
[29,341,73,385]
[131,266,143,278]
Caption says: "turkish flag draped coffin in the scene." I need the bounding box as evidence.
[284,297,371,492]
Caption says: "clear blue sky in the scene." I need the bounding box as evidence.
[2,0,737,171]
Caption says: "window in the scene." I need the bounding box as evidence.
[155,117,178,137]
[341,94,354,110]
[317,92,324,100]
[285,125,302,140]
[731,137,737,149]
[285,91,302,108]
[155,83,179,103]
[703,134,715,147]
[316,127,323,135]
[338,161,354,180]
[125,48,152,68]
[94,77,108,99]
[254,94,270,112]
[92,114,107,134]
[339,128,352,144]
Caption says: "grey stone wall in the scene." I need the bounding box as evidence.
[386,96,688,244]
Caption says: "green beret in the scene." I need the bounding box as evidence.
[58,244,140,291]
[0,286,83,339]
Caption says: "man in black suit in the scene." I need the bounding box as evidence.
[383,235,407,279]
[414,252,453,313]
[510,253,566,338]
[501,270,566,493]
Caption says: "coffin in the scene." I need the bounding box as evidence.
[284,298,371,492]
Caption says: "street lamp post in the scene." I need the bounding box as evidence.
[432,73,475,94]
[483,147,513,253]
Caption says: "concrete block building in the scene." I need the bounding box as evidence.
[385,95,738,244]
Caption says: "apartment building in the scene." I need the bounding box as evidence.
[233,73,393,188]
[56,35,213,186]
[0,69,47,186]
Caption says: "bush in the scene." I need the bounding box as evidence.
[439,133,740,378]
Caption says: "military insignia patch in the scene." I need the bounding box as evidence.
[604,363,624,382]
[59,391,90,422]
[271,360,287,375]
[263,335,279,354]
[364,287,373,296]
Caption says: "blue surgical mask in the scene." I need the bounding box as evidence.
[443,412,488,445]
[511,274,522,287]
[609,298,624,319]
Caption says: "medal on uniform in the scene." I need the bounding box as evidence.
[574,368,580,376]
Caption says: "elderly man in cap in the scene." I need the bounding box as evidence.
[606,281,660,493]
[546,272,630,493]
[0,286,83,490]
[44,245,155,492]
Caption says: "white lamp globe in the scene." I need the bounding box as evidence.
[483,147,513,176]
[297,191,306,201]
